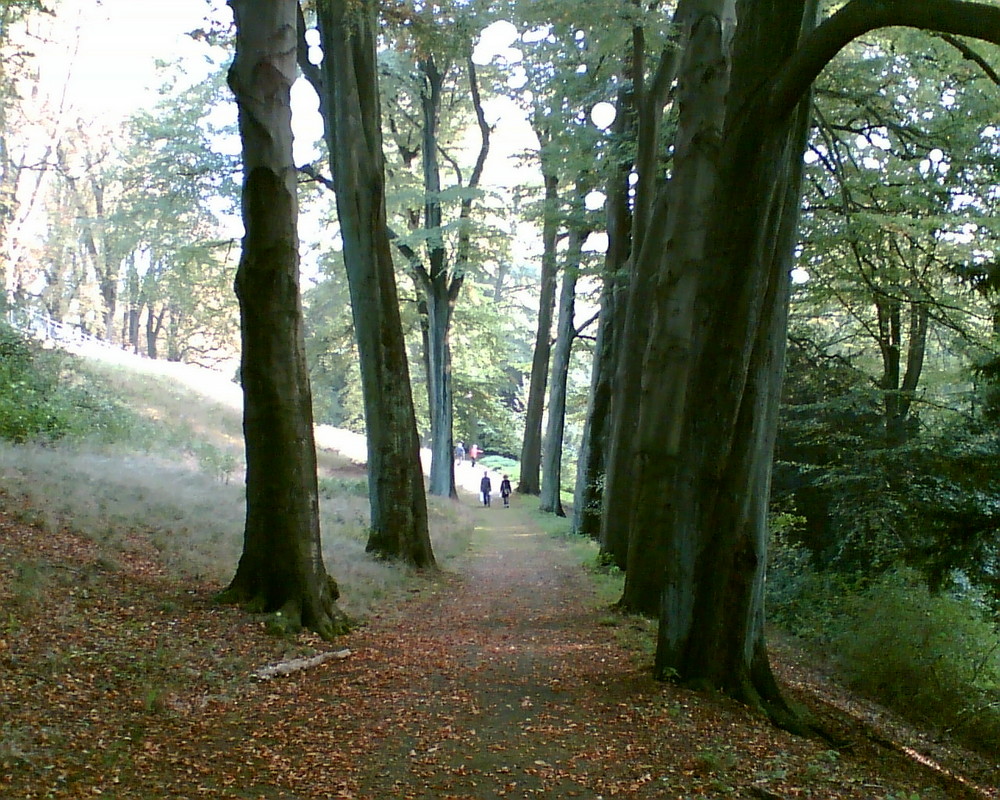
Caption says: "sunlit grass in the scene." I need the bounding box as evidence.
[0,349,474,623]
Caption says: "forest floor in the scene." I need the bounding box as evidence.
[1,475,998,799]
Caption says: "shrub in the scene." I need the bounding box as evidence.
[0,324,133,444]
[830,571,1000,752]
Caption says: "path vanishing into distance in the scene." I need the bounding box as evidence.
[3,478,993,798]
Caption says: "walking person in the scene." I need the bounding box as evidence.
[454,441,465,466]
[480,470,492,507]
[499,474,512,508]
[469,443,481,467]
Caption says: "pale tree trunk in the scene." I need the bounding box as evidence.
[539,228,585,516]
[518,167,559,495]
[305,0,434,567]
[219,0,348,638]
[416,55,455,499]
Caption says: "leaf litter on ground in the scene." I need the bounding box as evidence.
[1,491,997,799]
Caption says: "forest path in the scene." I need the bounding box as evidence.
[300,493,665,798]
[234,490,983,800]
[3,488,991,799]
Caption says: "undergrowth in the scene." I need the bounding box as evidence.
[768,536,1000,754]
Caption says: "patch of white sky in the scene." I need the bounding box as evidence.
[49,0,227,120]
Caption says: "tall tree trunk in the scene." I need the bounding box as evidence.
[618,0,738,616]
[417,55,457,499]
[306,0,434,567]
[574,80,637,540]
[219,0,349,638]
[518,168,559,495]
[627,0,1000,723]
[598,10,686,569]
[632,0,810,723]
[540,228,584,516]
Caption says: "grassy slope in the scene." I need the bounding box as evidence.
[0,345,472,619]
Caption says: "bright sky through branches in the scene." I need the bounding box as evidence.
[53,0,227,120]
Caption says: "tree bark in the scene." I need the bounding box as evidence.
[219,0,349,638]
[540,222,585,516]
[574,79,636,541]
[638,1,811,725]
[598,10,686,570]
[306,0,434,567]
[581,0,1000,726]
[518,167,559,496]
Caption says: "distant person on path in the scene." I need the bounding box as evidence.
[500,474,512,508]
[454,441,465,465]
[480,471,492,507]
[469,443,481,467]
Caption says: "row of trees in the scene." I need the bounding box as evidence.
[225,0,1000,725]
[0,1,241,361]
[4,0,999,724]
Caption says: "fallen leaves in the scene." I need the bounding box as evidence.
[2,506,996,799]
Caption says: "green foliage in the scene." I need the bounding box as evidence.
[831,571,1000,752]
[775,333,1000,604]
[478,453,518,480]
[769,557,1000,753]
[0,324,134,443]
[318,475,369,498]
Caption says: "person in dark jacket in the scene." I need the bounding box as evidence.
[480,471,492,507]
[499,474,512,507]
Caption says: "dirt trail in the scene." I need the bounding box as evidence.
[4,491,992,799]
[234,493,985,800]
[345,500,645,798]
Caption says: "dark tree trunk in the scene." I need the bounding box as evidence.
[574,80,637,540]
[626,0,811,718]
[518,169,559,496]
[306,0,434,567]
[598,10,685,570]
[219,0,349,638]
[878,296,928,446]
[616,0,1000,724]
[146,305,165,360]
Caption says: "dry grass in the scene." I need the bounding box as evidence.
[0,347,474,622]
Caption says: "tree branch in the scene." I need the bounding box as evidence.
[387,226,430,287]
[298,162,334,191]
[768,0,1000,121]
[938,33,1000,86]
[296,2,323,97]
[449,54,493,304]
[574,309,601,337]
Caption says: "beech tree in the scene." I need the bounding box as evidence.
[605,0,1000,724]
[219,0,349,636]
[596,1,686,569]
[539,182,595,516]
[379,17,492,499]
[299,0,435,567]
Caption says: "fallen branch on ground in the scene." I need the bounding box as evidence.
[253,649,352,680]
